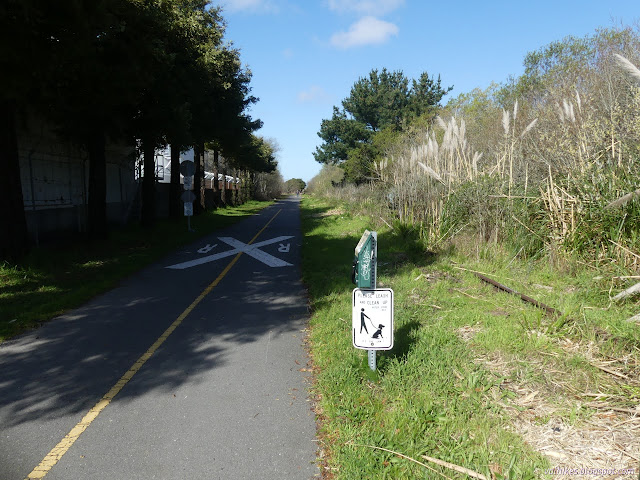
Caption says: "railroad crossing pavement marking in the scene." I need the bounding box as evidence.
[26,209,283,480]
[165,235,294,270]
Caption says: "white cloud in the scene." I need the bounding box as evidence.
[297,86,331,104]
[327,0,404,15]
[220,0,278,13]
[330,16,398,49]
[282,47,294,59]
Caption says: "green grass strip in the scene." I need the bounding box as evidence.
[301,196,548,479]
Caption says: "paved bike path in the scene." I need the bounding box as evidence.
[0,197,318,479]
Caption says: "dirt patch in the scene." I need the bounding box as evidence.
[510,409,639,477]
[310,208,345,218]
[456,324,482,342]
[470,347,640,479]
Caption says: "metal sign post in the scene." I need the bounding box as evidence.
[180,161,195,232]
[352,230,391,371]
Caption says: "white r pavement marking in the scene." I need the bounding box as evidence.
[278,243,291,253]
[197,244,217,254]
[166,235,294,270]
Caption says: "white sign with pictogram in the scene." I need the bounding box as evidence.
[352,288,394,350]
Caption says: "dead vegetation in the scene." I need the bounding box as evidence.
[456,323,640,478]
[310,207,346,218]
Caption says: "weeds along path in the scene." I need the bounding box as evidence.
[301,197,640,480]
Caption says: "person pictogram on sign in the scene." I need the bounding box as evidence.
[372,324,385,339]
[359,308,370,334]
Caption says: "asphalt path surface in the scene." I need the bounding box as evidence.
[0,197,319,480]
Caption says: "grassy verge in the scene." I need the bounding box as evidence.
[301,197,640,479]
[0,200,272,341]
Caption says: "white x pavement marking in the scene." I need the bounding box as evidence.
[166,235,294,270]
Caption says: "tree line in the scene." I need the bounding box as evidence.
[0,0,274,262]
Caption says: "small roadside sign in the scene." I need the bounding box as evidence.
[184,202,193,217]
[353,230,376,288]
[181,190,196,203]
[183,176,193,190]
[352,288,393,350]
[179,160,195,177]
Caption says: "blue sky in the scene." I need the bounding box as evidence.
[213,0,639,183]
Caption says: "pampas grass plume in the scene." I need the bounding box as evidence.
[502,109,510,135]
[520,118,538,139]
[615,53,640,83]
[418,162,444,184]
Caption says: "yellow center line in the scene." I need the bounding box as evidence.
[27,209,283,479]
